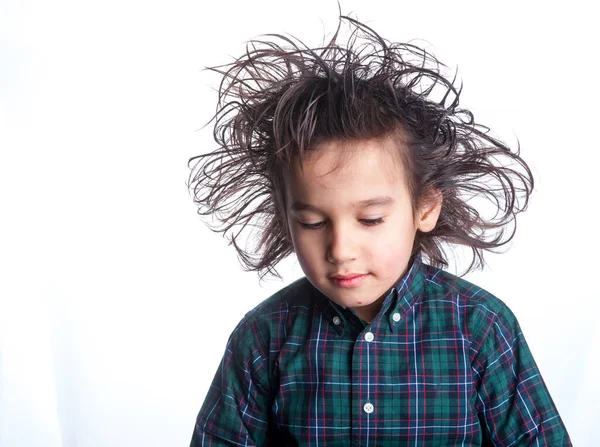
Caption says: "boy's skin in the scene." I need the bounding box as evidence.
[285,136,443,322]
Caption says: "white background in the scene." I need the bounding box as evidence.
[1,0,598,445]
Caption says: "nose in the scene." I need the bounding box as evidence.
[326,222,358,265]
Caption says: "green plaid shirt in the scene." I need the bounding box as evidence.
[190,254,571,446]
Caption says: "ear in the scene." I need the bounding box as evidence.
[416,188,443,233]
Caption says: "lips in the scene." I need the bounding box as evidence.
[330,273,369,288]
[331,273,365,280]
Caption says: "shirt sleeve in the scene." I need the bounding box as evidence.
[472,306,572,446]
[190,318,272,447]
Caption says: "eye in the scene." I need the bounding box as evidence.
[299,221,325,230]
[360,218,384,226]
[298,218,384,230]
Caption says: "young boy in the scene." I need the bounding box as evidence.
[187,15,572,446]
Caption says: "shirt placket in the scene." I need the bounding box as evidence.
[351,321,378,447]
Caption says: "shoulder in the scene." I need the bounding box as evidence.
[246,276,317,319]
[226,277,316,356]
[242,276,317,331]
[420,263,522,350]
[422,262,519,323]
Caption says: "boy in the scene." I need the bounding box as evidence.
[187,15,572,446]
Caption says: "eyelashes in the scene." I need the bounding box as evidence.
[299,218,384,230]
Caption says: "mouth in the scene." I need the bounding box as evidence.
[330,273,369,288]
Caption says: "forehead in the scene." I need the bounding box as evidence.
[285,138,409,203]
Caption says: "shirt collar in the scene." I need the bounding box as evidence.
[381,252,426,333]
[312,253,427,334]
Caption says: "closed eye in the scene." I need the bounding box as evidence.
[298,221,325,230]
[360,218,384,226]
[298,218,384,230]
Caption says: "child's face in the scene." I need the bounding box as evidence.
[285,138,441,322]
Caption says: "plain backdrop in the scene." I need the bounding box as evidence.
[1,0,598,445]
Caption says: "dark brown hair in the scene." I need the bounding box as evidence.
[187,15,534,278]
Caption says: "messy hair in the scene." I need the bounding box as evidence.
[187,15,534,279]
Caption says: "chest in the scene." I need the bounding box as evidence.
[270,317,482,446]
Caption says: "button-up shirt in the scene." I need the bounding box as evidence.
[190,254,571,446]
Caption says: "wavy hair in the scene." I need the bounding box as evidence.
[187,15,534,279]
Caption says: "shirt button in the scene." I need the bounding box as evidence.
[363,402,374,414]
[364,332,374,342]
[392,312,401,322]
[333,316,341,325]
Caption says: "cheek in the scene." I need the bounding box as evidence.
[290,230,322,275]
[373,243,402,270]
[379,249,408,274]
[369,229,415,275]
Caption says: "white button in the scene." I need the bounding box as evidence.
[363,402,374,414]
[364,332,374,342]
[392,312,401,322]
[333,316,341,325]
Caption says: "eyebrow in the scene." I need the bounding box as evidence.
[290,196,395,212]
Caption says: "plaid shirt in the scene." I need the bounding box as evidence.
[190,254,571,446]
